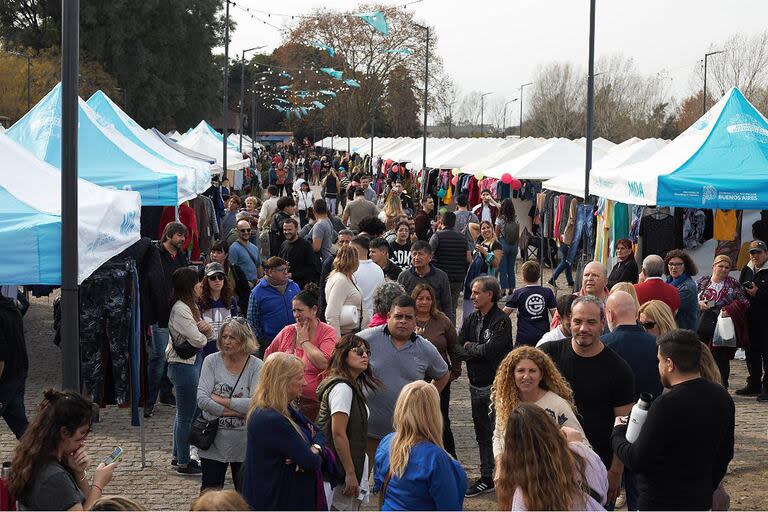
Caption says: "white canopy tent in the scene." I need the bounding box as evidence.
[177,122,249,171]
[429,138,509,170]
[485,138,608,180]
[542,138,670,197]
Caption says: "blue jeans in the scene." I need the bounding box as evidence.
[550,243,574,285]
[567,204,594,263]
[168,354,203,465]
[146,325,172,411]
[498,239,518,291]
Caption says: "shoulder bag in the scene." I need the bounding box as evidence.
[189,358,249,450]
[170,330,199,360]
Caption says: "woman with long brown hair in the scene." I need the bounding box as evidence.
[491,346,583,459]
[373,381,467,511]
[10,390,117,510]
[412,283,461,457]
[167,266,213,475]
[316,335,381,509]
[496,404,607,510]
[198,262,237,357]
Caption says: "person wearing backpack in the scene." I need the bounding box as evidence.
[496,199,520,297]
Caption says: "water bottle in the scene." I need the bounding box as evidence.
[625,393,653,443]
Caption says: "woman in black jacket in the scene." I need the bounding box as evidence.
[607,238,639,290]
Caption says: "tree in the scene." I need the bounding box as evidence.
[432,75,460,136]
[384,64,420,136]
[676,90,705,134]
[525,62,584,138]
[0,0,226,130]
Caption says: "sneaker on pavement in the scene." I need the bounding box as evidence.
[465,478,494,497]
[176,460,202,475]
[757,392,768,402]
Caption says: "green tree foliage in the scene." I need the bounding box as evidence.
[0,0,225,130]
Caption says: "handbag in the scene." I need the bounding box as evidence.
[170,331,199,360]
[713,315,737,347]
[696,308,719,343]
[189,358,249,450]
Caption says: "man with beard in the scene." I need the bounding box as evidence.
[612,329,734,510]
[228,219,261,287]
[278,218,317,289]
[540,295,635,508]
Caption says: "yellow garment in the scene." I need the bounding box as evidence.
[714,210,738,241]
[443,184,453,204]
[736,241,751,269]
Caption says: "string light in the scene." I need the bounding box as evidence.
[231,0,423,21]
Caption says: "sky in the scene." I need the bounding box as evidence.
[227,0,768,119]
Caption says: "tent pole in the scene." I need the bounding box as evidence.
[61,0,80,392]
[222,0,230,175]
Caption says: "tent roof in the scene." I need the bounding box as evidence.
[148,128,217,166]
[0,132,140,284]
[87,91,212,193]
[485,138,605,180]
[7,84,183,206]
[429,139,508,170]
[591,87,768,208]
[543,138,669,197]
[177,122,249,170]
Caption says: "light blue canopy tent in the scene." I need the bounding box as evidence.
[0,132,141,284]
[591,87,768,209]
[7,84,187,206]
[87,91,212,194]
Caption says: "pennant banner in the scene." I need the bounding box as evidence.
[319,90,337,97]
[278,85,290,90]
[311,41,336,58]
[380,48,413,55]
[312,101,326,109]
[320,67,343,80]
[279,71,292,79]
[344,79,361,88]
[354,11,388,35]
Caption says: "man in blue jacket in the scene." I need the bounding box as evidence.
[247,256,299,358]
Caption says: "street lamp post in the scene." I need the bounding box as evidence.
[222,0,230,173]
[502,98,518,137]
[703,50,724,116]
[415,23,430,183]
[584,0,596,199]
[479,92,493,137]
[519,82,533,138]
[239,46,266,153]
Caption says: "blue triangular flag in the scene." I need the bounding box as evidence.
[312,101,326,109]
[320,67,343,80]
[344,79,361,88]
[319,90,337,97]
[311,41,336,58]
[354,11,388,35]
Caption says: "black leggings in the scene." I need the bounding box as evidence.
[200,458,242,492]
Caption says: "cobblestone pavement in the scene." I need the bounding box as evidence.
[1,286,767,510]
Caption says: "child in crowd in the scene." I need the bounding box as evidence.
[503,261,557,347]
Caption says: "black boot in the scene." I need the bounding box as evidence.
[757,383,768,402]
[735,379,760,396]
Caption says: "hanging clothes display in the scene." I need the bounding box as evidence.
[629,205,644,243]
[715,210,743,263]
[566,204,595,264]
[714,209,739,241]
[682,209,707,250]
[639,208,675,258]
[159,203,200,261]
[593,198,613,266]
[79,262,132,406]
[610,202,630,263]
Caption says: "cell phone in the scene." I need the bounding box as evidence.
[744,281,755,289]
[104,446,124,465]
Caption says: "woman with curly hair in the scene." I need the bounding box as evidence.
[495,404,607,510]
[491,346,583,459]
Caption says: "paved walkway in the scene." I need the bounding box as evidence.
[1,292,766,510]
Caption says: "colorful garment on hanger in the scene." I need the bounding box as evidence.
[610,202,630,261]
[714,209,738,241]
[715,211,742,263]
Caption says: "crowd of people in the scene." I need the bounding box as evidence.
[1,140,762,511]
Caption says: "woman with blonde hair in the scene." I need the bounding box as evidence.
[496,404,607,510]
[610,281,640,310]
[491,346,583,459]
[241,353,326,511]
[325,245,363,336]
[638,300,677,337]
[373,381,467,511]
[91,495,145,511]
[378,191,405,231]
[196,317,263,492]
[475,220,502,276]
[189,489,249,511]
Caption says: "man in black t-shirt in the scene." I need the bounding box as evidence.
[539,295,635,508]
[504,261,557,346]
[389,221,413,270]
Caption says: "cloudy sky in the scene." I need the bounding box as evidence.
[228,0,768,115]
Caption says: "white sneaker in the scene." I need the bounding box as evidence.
[190,446,200,463]
[735,348,746,360]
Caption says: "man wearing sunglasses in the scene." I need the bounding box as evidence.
[247,256,300,358]
[228,219,261,288]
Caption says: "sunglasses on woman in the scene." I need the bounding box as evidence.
[641,321,656,330]
[208,273,226,281]
[351,346,371,357]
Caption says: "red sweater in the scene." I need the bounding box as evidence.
[634,278,681,313]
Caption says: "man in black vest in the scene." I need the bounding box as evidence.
[430,212,471,318]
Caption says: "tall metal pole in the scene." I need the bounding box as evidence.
[502,99,518,137]
[479,92,492,137]
[415,24,429,180]
[239,52,246,153]
[61,0,80,392]
[370,116,374,173]
[584,0,596,199]
[222,0,230,173]
[251,89,256,147]
[519,82,533,138]
[703,50,724,116]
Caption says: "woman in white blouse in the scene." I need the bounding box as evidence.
[325,245,363,336]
